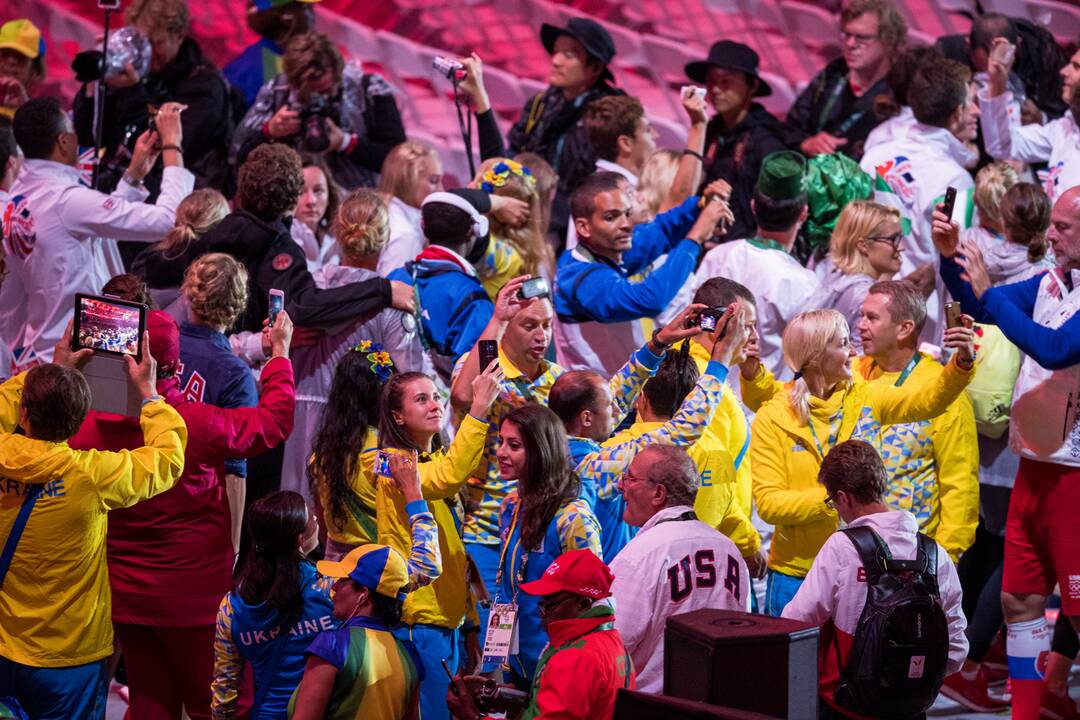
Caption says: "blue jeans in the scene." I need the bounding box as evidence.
[0,655,108,720]
[764,569,805,617]
[394,624,459,720]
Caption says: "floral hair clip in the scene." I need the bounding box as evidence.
[480,159,535,193]
[350,340,395,382]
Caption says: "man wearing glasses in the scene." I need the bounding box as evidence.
[785,0,908,160]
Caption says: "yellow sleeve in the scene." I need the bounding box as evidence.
[688,444,761,556]
[418,414,489,500]
[84,399,188,511]
[0,372,26,433]
[868,355,975,427]
[740,366,784,414]
[930,394,980,561]
[716,502,762,556]
[750,409,833,527]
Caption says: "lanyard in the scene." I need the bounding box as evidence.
[816,74,869,136]
[746,236,787,253]
[494,502,531,603]
[892,353,922,387]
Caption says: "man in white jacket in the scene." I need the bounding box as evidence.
[783,439,967,717]
[860,59,979,344]
[609,444,749,694]
[2,97,194,368]
[980,38,1080,203]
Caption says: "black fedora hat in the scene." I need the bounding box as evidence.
[540,18,616,82]
[685,40,772,97]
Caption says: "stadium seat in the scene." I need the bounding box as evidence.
[1022,0,1080,44]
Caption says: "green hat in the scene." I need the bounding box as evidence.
[756,151,807,201]
[805,153,874,249]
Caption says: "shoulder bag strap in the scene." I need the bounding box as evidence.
[0,484,45,591]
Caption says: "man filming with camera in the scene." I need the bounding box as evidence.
[231,31,406,190]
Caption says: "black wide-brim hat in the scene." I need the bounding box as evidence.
[540,17,616,83]
[685,40,772,97]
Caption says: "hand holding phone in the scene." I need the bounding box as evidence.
[990,39,1015,67]
[518,277,549,301]
[944,301,962,329]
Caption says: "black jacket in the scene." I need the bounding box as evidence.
[477,81,624,242]
[74,37,233,195]
[194,210,390,333]
[701,104,788,242]
[783,57,891,161]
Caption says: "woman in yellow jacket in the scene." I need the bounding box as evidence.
[369,367,502,720]
[751,309,976,616]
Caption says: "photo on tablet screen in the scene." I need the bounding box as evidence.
[74,295,145,357]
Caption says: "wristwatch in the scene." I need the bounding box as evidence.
[650,328,672,351]
[122,172,144,189]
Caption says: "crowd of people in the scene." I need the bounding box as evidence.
[0,0,1079,718]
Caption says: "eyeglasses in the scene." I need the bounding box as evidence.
[824,494,837,510]
[620,466,656,488]
[866,233,903,250]
[537,592,578,618]
[840,30,880,47]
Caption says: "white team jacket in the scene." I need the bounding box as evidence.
[860,123,974,344]
[782,510,967,703]
[693,239,819,380]
[610,504,750,694]
[980,91,1080,203]
[1,160,194,364]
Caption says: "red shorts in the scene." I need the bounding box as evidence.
[1003,457,1080,614]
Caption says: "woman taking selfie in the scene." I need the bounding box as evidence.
[745,308,976,616]
[367,367,502,720]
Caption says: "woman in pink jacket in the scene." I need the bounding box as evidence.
[68,309,297,720]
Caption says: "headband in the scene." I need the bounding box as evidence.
[421,191,490,238]
[350,340,395,382]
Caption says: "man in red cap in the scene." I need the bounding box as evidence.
[447,549,635,720]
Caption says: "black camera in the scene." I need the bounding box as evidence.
[296,95,333,153]
[475,682,529,713]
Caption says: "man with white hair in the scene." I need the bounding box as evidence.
[609,444,749,693]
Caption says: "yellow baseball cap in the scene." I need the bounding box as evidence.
[0,20,45,61]
[317,544,409,600]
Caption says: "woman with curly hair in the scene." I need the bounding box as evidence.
[180,252,259,552]
[491,403,602,686]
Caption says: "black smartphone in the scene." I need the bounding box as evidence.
[944,301,962,329]
[518,277,550,300]
[72,293,147,361]
[478,340,499,372]
[941,186,957,220]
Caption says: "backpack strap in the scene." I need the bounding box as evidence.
[0,484,44,591]
[840,526,891,584]
[913,533,940,596]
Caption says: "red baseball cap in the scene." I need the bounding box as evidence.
[519,549,614,600]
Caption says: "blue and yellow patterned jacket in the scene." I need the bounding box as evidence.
[453,344,666,547]
[579,361,729,562]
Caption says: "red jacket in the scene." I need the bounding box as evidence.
[520,606,635,720]
[68,356,295,626]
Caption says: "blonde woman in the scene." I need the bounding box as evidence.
[470,157,543,295]
[810,200,903,351]
[638,150,681,220]
[181,252,257,555]
[133,188,230,290]
[746,308,976,615]
[376,140,444,276]
[514,152,557,244]
[283,189,430,503]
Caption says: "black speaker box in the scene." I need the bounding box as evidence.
[614,689,781,719]
[664,609,819,718]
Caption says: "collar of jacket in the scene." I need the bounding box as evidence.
[543,602,616,648]
[568,436,601,464]
[152,37,210,86]
[908,121,977,168]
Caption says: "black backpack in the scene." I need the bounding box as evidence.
[833,526,949,720]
